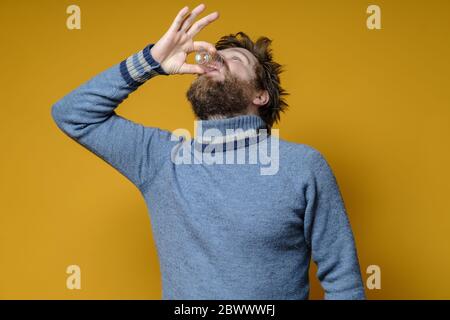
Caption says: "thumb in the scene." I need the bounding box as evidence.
[179,63,206,75]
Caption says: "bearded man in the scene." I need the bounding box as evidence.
[51,3,365,300]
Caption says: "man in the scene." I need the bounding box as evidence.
[51,3,366,299]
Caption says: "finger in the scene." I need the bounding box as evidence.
[169,6,190,33]
[180,3,206,32]
[186,11,220,38]
[191,41,217,55]
[179,63,206,75]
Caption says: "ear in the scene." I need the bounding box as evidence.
[252,90,269,107]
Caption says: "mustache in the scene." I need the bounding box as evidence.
[186,73,255,120]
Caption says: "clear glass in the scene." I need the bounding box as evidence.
[195,50,224,69]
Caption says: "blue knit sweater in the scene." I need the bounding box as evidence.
[51,43,366,300]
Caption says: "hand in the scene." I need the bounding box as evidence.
[150,4,220,75]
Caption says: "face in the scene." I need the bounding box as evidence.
[203,47,259,83]
[186,47,262,120]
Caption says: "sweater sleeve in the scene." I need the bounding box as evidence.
[304,150,366,300]
[51,43,173,189]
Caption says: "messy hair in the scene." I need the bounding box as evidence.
[215,32,289,130]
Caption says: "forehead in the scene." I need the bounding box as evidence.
[220,47,256,65]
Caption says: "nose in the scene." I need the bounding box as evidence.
[202,52,229,75]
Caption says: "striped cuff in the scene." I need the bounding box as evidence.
[120,43,169,87]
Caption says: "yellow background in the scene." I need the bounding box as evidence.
[1,0,449,299]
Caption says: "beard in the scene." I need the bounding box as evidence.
[186,71,256,120]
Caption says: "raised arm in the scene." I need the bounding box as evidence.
[51,44,171,188]
[304,150,366,300]
[51,4,220,189]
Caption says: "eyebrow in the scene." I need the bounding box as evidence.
[225,49,251,65]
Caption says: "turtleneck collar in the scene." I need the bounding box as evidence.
[193,114,269,152]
